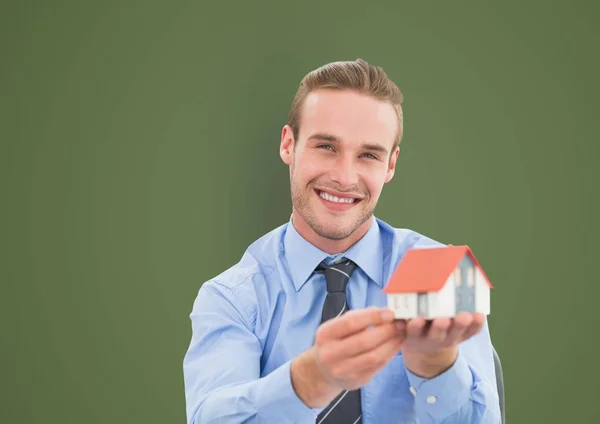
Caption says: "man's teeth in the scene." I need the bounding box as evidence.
[319,191,355,204]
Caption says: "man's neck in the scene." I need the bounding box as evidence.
[291,211,373,255]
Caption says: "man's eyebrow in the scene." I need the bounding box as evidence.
[362,143,389,154]
[307,132,339,142]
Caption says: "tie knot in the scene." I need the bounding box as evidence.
[316,258,358,293]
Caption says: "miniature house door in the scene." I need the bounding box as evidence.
[455,256,476,312]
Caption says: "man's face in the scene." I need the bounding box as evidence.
[280,89,399,242]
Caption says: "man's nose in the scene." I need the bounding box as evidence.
[329,156,359,188]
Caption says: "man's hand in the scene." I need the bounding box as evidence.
[401,312,485,378]
[291,307,406,408]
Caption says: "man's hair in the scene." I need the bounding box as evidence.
[287,58,404,148]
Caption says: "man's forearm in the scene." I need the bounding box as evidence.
[403,351,501,424]
[188,359,321,424]
[402,346,458,378]
[290,347,342,408]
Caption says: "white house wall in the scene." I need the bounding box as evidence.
[426,275,456,318]
[388,293,418,319]
[475,268,490,314]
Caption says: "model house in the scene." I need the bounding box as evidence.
[383,245,493,319]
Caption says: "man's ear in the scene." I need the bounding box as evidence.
[280,125,295,165]
[385,146,400,183]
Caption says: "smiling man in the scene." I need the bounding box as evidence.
[285,88,397,250]
[183,59,501,424]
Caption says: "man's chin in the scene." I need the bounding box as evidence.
[311,219,360,241]
[315,229,353,241]
[293,198,373,241]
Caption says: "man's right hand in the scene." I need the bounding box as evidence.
[291,307,406,408]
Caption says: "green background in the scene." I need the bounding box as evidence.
[1,1,598,423]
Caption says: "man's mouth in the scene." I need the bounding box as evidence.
[315,189,362,205]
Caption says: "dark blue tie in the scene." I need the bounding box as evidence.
[315,258,362,424]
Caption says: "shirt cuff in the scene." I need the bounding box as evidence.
[404,350,473,422]
[254,359,323,423]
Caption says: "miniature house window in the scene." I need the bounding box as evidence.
[455,268,462,286]
[467,267,475,287]
[418,293,428,316]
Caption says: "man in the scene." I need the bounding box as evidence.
[183,59,501,423]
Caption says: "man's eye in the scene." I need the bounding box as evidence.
[317,144,334,151]
[362,153,378,160]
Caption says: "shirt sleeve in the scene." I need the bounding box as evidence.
[183,281,322,424]
[404,319,502,423]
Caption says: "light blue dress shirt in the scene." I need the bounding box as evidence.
[183,217,501,423]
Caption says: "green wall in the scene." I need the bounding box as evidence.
[2,1,598,423]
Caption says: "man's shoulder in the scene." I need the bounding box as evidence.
[205,222,287,292]
[376,217,446,252]
[375,217,448,277]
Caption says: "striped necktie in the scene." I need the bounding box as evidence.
[315,258,362,424]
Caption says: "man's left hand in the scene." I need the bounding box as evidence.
[399,312,485,378]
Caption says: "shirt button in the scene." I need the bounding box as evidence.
[409,386,417,396]
[426,395,437,404]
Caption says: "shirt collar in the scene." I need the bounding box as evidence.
[283,215,384,291]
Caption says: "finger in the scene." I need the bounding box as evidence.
[460,313,485,342]
[406,316,427,339]
[316,307,395,343]
[426,318,452,344]
[422,320,434,337]
[332,336,405,377]
[319,321,402,363]
[395,319,408,337]
[444,312,473,345]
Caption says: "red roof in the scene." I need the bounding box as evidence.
[383,245,493,294]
